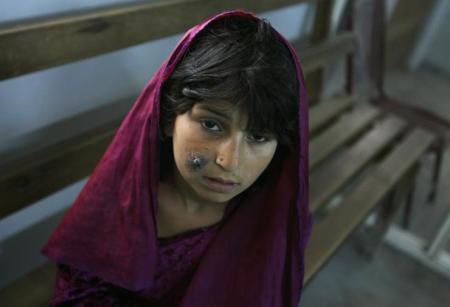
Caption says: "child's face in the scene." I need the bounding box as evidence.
[169,101,278,205]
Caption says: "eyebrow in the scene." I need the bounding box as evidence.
[196,104,232,121]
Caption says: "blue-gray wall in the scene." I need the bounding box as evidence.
[425,7,450,74]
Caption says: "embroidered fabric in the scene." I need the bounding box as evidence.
[50,224,219,306]
[50,264,139,306]
[140,224,220,303]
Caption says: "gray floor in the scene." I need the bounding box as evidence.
[301,241,450,307]
[399,147,450,252]
[301,68,450,307]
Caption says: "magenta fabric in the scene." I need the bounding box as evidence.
[42,10,312,307]
[50,222,224,306]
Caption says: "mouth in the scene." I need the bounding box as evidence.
[202,176,240,193]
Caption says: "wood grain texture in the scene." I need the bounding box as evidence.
[309,95,354,134]
[0,119,121,218]
[0,0,310,80]
[0,95,133,219]
[304,128,435,284]
[297,32,356,74]
[0,0,429,77]
[309,105,380,169]
[304,0,332,104]
[310,115,407,213]
[0,96,134,166]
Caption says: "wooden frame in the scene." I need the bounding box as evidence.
[0,0,310,80]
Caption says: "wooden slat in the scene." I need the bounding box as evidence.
[374,129,435,185]
[309,95,354,134]
[309,105,380,169]
[0,95,137,218]
[0,97,134,166]
[310,116,407,213]
[303,0,331,103]
[0,119,120,218]
[0,262,55,307]
[304,128,435,283]
[297,31,356,74]
[0,0,310,80]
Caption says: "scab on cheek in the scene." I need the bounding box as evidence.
[186,152,209,172]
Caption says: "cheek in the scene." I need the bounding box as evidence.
[243,145,277,179]
[172,120,212,175]
[185,152,209,172]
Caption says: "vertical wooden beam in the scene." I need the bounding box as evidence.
[305,0,332,104]
[345,0,354,95]
[355,164,419,259]
[352,0,385,103]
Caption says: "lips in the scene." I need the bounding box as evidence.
[202,176,240,193]
[206,177,239,185]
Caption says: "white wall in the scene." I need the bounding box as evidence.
[423,4,450,74]
[407,0,450,72]
[0,0,311,288]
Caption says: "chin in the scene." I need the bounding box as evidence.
[194,186,238,204]
[203,192,236,204]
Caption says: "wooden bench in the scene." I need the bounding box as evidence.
[304,97,435,283]
[0,0,438,305]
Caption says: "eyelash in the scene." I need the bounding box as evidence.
[200,119,271,144]
[201,119,222,132]
[247,134,270,143]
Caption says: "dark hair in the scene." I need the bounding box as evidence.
[160,16,299,151]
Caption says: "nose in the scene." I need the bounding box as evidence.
[216,136,242,171]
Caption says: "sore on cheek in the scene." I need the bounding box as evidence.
[186,152,209,172]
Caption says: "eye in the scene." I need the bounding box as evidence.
[247,133,270,143]
[201,120,222,132]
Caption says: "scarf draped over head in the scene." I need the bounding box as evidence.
[42,10,312,307]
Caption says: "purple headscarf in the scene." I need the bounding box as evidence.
[42,10,312,306]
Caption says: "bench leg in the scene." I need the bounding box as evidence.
[402,178,416,229]
[355,166,418,259]
[354,191,395,259]
[427,139,445,204]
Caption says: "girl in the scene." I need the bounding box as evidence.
[42,10,312,306]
